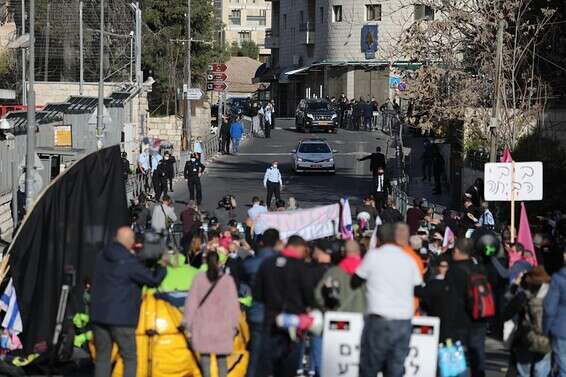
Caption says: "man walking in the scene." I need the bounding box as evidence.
[358,146,386,176]
[153,159,169,201]
[220,116,231,154]
[352,224,423,377]
[262,101,275,139]
[162,151,176,192]
[263,161,283,209]
[91,227,166,377]
[184,152,206,206]
[371,167,390,210]
[230,115,245,154]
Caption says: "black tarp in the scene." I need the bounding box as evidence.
[8,145,128,352]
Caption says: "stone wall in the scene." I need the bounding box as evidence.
[0,192,13,242]
[34,81,123,106]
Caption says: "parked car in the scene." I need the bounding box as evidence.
[291,138,336,174]
[295,99,338,133]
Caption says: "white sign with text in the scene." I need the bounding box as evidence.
[484,162,543,201]
[321,312,440,377]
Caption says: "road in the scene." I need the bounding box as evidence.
[170,122,508,377]
[172,124,392,218]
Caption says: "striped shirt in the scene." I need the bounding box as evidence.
[264,167,282,185]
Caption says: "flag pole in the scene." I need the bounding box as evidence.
[510,161,516,243]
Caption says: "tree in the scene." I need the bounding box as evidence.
[238,40,259,60]
[394,0,556,150]
[143,0,228,114]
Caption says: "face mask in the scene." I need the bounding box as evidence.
[165,156,170,160]
[191,158,196,162]
[273,165,278,169]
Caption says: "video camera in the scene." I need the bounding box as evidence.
[217,195,236,210]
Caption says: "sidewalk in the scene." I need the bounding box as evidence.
[404,134,451,211]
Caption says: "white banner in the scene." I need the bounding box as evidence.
[484,162,543,201]
[321,312,440,377]
[254,204,340,241]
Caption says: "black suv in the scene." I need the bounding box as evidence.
[295,99,338,133]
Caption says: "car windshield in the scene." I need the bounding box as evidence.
[306,101,330,111]
[299,143,331,153]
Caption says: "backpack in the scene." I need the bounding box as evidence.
[521,284,551,354]
[462,264,496,320]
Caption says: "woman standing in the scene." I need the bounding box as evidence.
[183,252,241,377]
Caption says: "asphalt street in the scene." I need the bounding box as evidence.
[170,123,508,377]
[172,124,393,218]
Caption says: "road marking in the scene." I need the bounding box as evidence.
[235,152,371,156]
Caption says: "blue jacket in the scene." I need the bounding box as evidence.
[230,122,244,139]
[241,248,276,324]
[544,267,566,339]
[90,242,166,327]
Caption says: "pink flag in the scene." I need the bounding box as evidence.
[500,148,513,163]
[517,202,538,266]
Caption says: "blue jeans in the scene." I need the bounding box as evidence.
[297,334,322,376]
[246,322,264,377]
[516,352,551,377]
[359,317,412,377]
[232,137,241,153]
[453,325,487,377]
[553,338,566,377]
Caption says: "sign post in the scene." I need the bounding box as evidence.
[186,88,203,101]
[484,161,543,243]
[207,63,228,93]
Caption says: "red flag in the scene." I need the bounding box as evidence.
[517,202,537,266]
[500,148,513,163]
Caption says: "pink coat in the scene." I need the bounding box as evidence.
[183,272,240,355]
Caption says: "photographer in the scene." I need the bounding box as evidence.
[212,195,238,226]
[91,227,166,377]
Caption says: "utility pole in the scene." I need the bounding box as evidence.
[489,19,505,162]
[24,0,36,210]
[184,0,192,151]
[79,0,84,95]
[43,0,50,81]
[96,0,104,150]
[135,2,142,87]
[21,0,26,105]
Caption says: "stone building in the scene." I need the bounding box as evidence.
[260,0,433,115]
[215,0,272,58]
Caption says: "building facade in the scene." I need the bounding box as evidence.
[262,0,433,115]
[216,0,272,58]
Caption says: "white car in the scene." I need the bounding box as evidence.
[292,138,336,174]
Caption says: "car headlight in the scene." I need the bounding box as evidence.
[331,114,338,120]
[297,158,304,162]
[329,158,334,163]
[306,114,315,120]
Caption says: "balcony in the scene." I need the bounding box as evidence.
[265,28,279,49]
[299,22,315,45]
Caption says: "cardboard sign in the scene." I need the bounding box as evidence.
[321,312,440,377]
[484,162,543,201]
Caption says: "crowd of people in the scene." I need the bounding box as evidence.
[329,93,402,132]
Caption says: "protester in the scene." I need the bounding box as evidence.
[91,227,166,377]
[356,196,379,231]
[352,224,423,377]
[504,266,551,377]
[380,197,404,224]
[479,201,495,230]
[445,238,492,377]
[151,195,177,234]
[183,251,240,377]
[406,198,425,235]
[263,161,283,208]
[254,236,313,377]
[180,201,201,250]
[544,247,566,377]
[248,196,268,221]
[230,115,245,154]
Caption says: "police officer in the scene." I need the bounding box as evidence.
[184,153,206,206]
[153,159,169,201]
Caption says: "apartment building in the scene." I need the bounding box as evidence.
[260,0,433,115]
[215,0,272,58]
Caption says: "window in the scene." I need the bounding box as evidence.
[414,4,434,21]
[300,10,304,25]
[320,7,324,23]
[299,142,331,154]
[230,9,241,25]
[332,5,343,22]
[239,31,252,43]
[366,4,381,21]
[283,14,287,29]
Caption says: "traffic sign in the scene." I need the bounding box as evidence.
[207,72,228,81]
[207,82,227,92]
[186,88,203,100]
[208,63,227,73]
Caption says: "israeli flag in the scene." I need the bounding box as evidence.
[0,279,23,333]
[340,197,354,240]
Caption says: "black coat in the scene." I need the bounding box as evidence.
[162,157,176,178]
[184,160,205,179]
[90,242,166,327]
[253,255,313,328]
[359,153,386,173]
